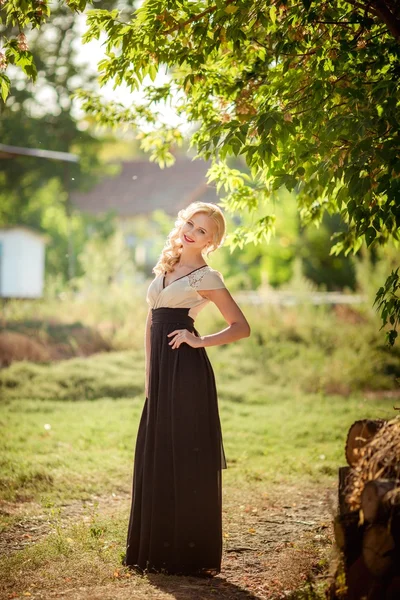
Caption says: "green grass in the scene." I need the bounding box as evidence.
[0,498,141,599]
[2,304,399,402]
[2,287,400,397]
[0,380,396,509]
[0,350,144,400]
[220,387,394,484]
[1,297,399,506]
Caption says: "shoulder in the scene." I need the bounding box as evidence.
[208,267,225,281]
[192,266,226,291]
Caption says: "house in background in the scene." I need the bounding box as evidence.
[0,226,47,298]
[0,143,79,291]
[71,158,220,270]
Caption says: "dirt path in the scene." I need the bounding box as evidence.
[1,481,337,600]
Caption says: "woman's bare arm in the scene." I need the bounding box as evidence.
[196,288,251,347]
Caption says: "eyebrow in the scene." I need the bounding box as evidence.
[189,219,207,233]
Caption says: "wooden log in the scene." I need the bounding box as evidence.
[338,466,352,515]
[334,509,364,568]
[390,509,400,543]
[362,523,396,577]
[346,555,386,600]
[333,514,346,551]
[345,419,386,466]
[361,479,398,523]
[386,576,400,600]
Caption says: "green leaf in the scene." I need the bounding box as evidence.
[225,5,238,14]
[0,73,10,103]
[365,227,376,247]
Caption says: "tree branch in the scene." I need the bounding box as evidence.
[345,0,380,18]
[164,0,235,35]
[370,0,400,39]
[346,0,400,39]
[314,20,359,25]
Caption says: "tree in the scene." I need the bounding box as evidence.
[0,0,135,280]
[1,0,399,344]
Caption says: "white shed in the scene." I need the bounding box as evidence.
[0,226,47,298]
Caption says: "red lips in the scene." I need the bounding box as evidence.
[184,234,194,242]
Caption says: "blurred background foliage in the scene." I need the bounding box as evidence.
[0,1,398,368]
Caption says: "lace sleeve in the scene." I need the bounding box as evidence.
[189,268,226,292]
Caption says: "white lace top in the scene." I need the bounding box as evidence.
[146,265,227,320]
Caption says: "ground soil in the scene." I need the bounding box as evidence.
[0,481,338,600]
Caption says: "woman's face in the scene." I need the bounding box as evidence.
[180,212,216,251]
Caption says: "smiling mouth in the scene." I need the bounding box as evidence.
[184,234,194,242]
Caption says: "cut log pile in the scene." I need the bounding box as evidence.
[329,416,400,600]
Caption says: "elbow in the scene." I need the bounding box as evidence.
[239,322,251,339]
[231,320,251,340]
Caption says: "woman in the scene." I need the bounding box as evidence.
[123,201,251,577]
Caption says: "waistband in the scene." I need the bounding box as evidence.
[151,307,194,327]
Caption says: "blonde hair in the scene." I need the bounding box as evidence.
[153,201,226,276]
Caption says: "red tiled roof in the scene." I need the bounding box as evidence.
[71,158,219,217]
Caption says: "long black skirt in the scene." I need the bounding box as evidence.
[123,307,227,577]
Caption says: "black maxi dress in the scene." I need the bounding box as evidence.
[123,265,228,577]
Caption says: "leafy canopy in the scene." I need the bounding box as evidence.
[1,0,399,345]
